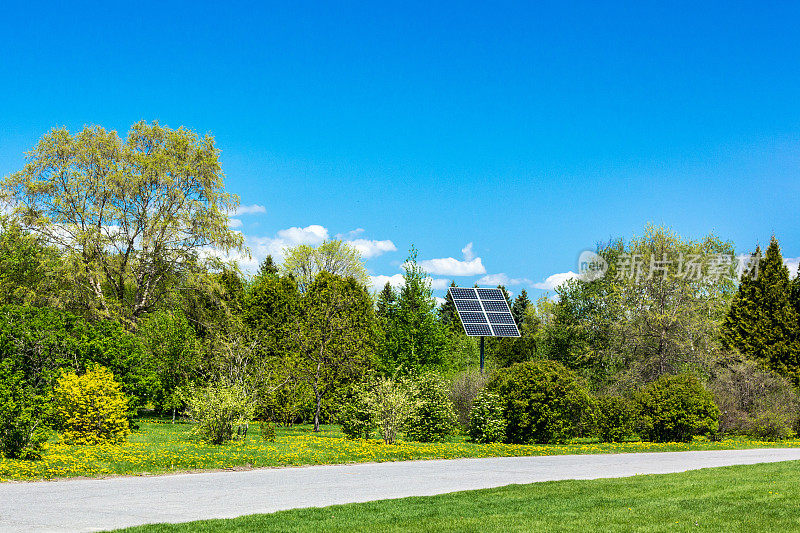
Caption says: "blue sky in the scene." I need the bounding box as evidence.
[1,1,799,299]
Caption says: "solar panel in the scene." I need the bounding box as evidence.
[491,324,520,337]
[454,299,482,312]
[448,286,520,338]
[487,312,515,324]
[481,300,511,312]
[459,312,487,324]
[477,288,505,300]
[450,287,477,299]
[463,323,492,336]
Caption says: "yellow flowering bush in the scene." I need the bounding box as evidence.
[52,365,131,445]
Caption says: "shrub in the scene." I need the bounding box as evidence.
[52,365,130,445]
[259,420,276,442]
[709,358,799,438]
[449,370,488,429]
[746,412,796,441]
[488,360,595,444]
[405,372,457,442]
[180,380,255,444]
[338,384,374,440]
[0,361,48,459]
[595,396,636,443]
[635,374,719,443]
[371,377,416,444]
[468,390,506,443]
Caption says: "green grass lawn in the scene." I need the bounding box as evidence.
[114,460,800,532]
[2,418,800,482]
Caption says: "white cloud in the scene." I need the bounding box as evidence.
[208,223,396,275]
[430,278,452,290]
[235,204,267,216]
[419,242,487,276]
[369,274,405,292]
[434,296,446,307]
[348,238,397,259]
[533,271,579,291]
[785,257,800,278]
[462,242,475,261]
[476,273,533,286]
[368,275,449,293]
[276,225,329,246]
[336,228,365,240]
[420,256,486,276]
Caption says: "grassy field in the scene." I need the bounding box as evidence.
[113,460,800,532]
[2,418,800,482]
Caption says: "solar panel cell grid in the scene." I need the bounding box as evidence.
[459,312,487,323]
[449,288,477,299]
[476,288,504,300]
[481,300,510,312]
[463,323,492,336]
[491,324,520,337]
[454,299,482,312]
[487,313,515,324]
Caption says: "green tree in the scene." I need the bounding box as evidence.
[0,305,154,411]
[376,281,397,321]
[257,255,279,277]
[542,225,735,389]
[511,289,531,327]
[281,240,369,291]
[138,310,201,420]
[722,237,800,385]
[437,281,460,332]
[1,121,243,322]
[0,218,69,308]
[380,247,449,374]
[291,273,378,431]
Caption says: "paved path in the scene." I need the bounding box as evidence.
[2,448,800,532]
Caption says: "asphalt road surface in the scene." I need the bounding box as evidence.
[2,448,800,532]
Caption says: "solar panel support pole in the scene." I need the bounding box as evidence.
[480,336,485,374]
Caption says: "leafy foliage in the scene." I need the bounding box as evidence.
[709,357,799,439]
[468,390,507,443]
[595,396,636,443]
[52,365,131,445]
[291,272,378,431]
[544,225,735,389]
[138,310,200,414]
[488,360,595,444]
[0,305,154,410]
[635,374,720,443]
[281,240,370,291]
[180,380,255,444]
[379,247,449,374]
[0,360,48,459]
[449,369,489,429]
[405,372,457,442]
[1,121,243,322]
[338,384,375,440]
[722,237,800,386]
[371,377,416,444]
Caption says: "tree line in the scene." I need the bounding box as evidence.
[2,122,799,457]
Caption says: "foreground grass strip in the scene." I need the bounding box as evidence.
[3,420,800,482]
[115,460,800,532]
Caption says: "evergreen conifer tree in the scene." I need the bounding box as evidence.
[257,255,279,277]
[376,282,397,320]
[438,281,459,331]
[512,289,531,327]
[723,238,800,385]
